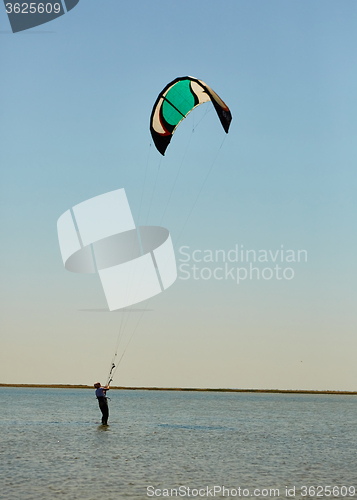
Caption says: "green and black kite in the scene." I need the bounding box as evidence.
[150,76,232,155]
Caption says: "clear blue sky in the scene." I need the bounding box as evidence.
[1,1,357,389]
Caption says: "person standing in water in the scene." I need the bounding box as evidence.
[94,382,109,425]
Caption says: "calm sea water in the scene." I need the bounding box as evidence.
[1,388,356,500]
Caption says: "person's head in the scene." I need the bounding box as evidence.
[94,382,101,388]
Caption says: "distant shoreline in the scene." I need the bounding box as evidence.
[0,384,356,395]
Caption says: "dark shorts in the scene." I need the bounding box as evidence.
[97,396,109,424]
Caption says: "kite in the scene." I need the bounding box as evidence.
[150,76,232,155]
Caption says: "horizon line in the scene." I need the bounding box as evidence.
[0,383,356,395]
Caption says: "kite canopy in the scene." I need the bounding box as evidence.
[150,76,232,155]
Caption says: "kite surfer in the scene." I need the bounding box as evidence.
[94,382,109,425]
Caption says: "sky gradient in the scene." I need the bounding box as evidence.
[1,0,357,390]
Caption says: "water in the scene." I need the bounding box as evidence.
[1,388,357,500]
